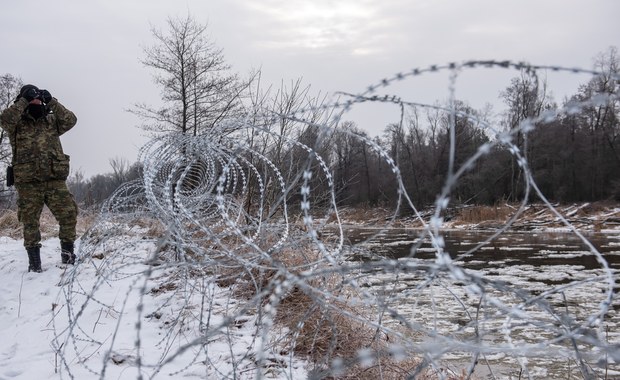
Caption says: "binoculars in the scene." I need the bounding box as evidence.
[33,89,48,99]
[24,88,51,102]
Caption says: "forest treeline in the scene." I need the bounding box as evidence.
[241,57,620,212]
[1,15,618,212]
[65,52,620,210]
[329,62,620,207]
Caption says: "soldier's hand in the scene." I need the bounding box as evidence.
[40,89,52,103]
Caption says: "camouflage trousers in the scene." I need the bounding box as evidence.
[16,180,78,249]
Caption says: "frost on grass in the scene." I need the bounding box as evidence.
[55,61,619,379]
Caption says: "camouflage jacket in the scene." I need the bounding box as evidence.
[0,97,77,184]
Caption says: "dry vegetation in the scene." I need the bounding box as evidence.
[214,233,468,379]
[0,209,20,238]
[0,207,478,379]
[334,202,620,231]
[455,204,513,224]
[4,202,614,378]
[274,284,429,380]
[0,207,98,240]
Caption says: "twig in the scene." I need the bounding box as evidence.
[93,307,104,333]
[605,324,609,380]
[55,343,64,374]
[18,272,25,318]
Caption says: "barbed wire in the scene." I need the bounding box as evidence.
[53,60,619,379]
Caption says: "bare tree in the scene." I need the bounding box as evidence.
[569,46,620,199]
[67,169,88,206]
[109,157,130,186]
[332,122,381,205]
[0,74,22,109]
[500,71,551,201]
[242,77,335,213]
[1,75,23,157]
[0,74,23,204]
[131,15,249,136]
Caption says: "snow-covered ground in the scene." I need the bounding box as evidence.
[1,201,619,380]
[0,235,308,380]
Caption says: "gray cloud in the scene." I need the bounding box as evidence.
[1,0,617,176]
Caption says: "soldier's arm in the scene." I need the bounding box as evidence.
[48,98,77,135]
[0,98,28,135]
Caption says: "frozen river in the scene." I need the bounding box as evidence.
[338,227,620,379]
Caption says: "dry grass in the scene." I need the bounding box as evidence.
[0,209,20,239]
[131,216,167,238]
[274,278,470,379]
[577,200,616,214]
[276,285,422,379]
[0,207,99,240]
[76,208,98,235]
[456,205,513,224]
[327,207,393,224]
[213,232,465,379]
[277,283,372,360]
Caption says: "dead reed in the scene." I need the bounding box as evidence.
[456,204,513,224]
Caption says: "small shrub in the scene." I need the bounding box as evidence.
[457,205,512,224]
[0,209,20,238]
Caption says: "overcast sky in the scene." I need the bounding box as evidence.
[1,0,618,177]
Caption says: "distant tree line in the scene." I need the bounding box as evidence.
[246,48,620,210]
[66,158,143,208]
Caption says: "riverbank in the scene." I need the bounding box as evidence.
[333,201,620,233]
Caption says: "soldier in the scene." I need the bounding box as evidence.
[0,84,79,273]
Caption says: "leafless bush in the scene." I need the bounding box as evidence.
[455,204,513,224]
[0,208,20,238]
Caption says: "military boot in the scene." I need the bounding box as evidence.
[27,247,42,273]
[61,241,76,265]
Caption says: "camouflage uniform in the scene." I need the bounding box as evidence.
[0,96,78,249]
